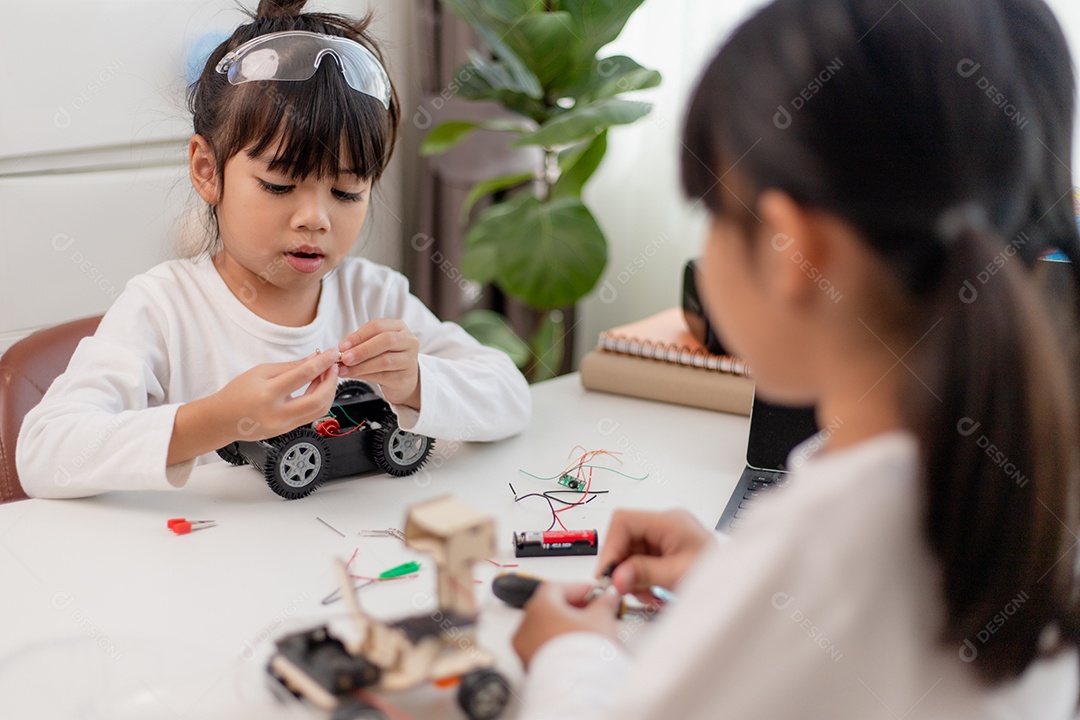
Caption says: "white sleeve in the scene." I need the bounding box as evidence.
[16,282,195,498]
[377,273,531,442]
[518,632,632,720]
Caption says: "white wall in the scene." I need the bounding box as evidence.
[577,0,1080,363]
[0,0,415,354]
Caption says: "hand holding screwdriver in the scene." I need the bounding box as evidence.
[493,572,665,619]
[599,508,715,603]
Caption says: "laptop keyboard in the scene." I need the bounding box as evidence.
[729,472,790,529]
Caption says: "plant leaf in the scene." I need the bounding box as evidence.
[512,98,652,148]
[579,55,662,103]
[419,119,530,157]
[419,122,483,157]
[460,309,531,368]
[461,195,533,285]
[454,59,549,123]
[553,130,607,199]
[464,195,606,308]
[560,0,648,60]
[501,12,582,89]
[529,310,566,382]
[439,0,543,99]
[460,171,535,223]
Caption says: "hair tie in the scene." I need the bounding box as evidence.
[936,202,991,245]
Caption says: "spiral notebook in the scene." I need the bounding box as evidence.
[597,308,749,376]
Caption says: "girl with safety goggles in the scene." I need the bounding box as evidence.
[17,0,531,498]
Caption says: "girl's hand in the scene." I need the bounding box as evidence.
[600,509,715,603]
[512,582,622,669]
[216,349,341,441]
[168,350,340,466]
[338,319,421,408]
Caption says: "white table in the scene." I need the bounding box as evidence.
[0,375,749,719]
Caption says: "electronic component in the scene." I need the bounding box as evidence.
[167,517,216,535]
[513,529,598,557]
[557,474,585,490]
[314,417,342,436]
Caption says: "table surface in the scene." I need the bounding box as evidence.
[0,374,749,720]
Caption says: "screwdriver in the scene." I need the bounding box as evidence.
[492,572,659,620]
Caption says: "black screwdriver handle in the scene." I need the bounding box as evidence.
[492,573,542,608]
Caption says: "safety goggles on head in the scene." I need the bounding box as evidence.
[215,30,391,109]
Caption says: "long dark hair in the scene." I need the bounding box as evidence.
[683,0,1080,684]
[186,0,400,248]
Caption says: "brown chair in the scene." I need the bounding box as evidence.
[0,316,103,503]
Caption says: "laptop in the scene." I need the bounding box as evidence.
[716,394,819,531]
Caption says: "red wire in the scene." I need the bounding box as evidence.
[317,418,366,437]
[554,454,594,522]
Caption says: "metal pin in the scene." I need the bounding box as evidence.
[316,516,346,538]
[358,528,405,541]
[584,562,617,602]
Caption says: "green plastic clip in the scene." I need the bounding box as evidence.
[380,561,421,579]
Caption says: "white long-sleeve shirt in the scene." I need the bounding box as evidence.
[17,254,531,498]
[520,432,1078,720]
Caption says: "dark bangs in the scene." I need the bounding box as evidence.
[188,11,399,186]
[221,61,392,182]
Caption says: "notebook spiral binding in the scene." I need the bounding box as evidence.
[601,333,749,376]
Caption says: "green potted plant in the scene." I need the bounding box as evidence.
[420,0,660,381]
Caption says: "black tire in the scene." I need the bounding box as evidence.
[216,442,248,466]
[266,664,303,700]
[263,428,331,500]
[331,699,388,720]
[371,415,433,477]
[457,668,510,720]
[334,379,376,403]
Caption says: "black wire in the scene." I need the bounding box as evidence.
[509,483,609,531]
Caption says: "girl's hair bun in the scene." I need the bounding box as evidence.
[256,0,308,19]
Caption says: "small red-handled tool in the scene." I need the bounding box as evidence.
[167,518,217,535]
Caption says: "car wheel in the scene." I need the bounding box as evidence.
[371,415,434,477]
[216,442,248,466]
[334,379,375,403]
[263,428,331,500]
[266,664,303,700]
[331,699,387,720]
[457,668,510,720]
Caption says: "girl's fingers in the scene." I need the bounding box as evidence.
[598,509,665,572]
[343,352,412,377]
[339,319,406,353]
[287,364,338,418]
[341,332,415,367]
[547,582,596,608]
[302,362,338,397]
[272,349,342,391]
[513,582,621,669]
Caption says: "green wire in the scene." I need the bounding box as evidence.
[517,469,563,481]
[331,404,364,427]
[517,465,649,481]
